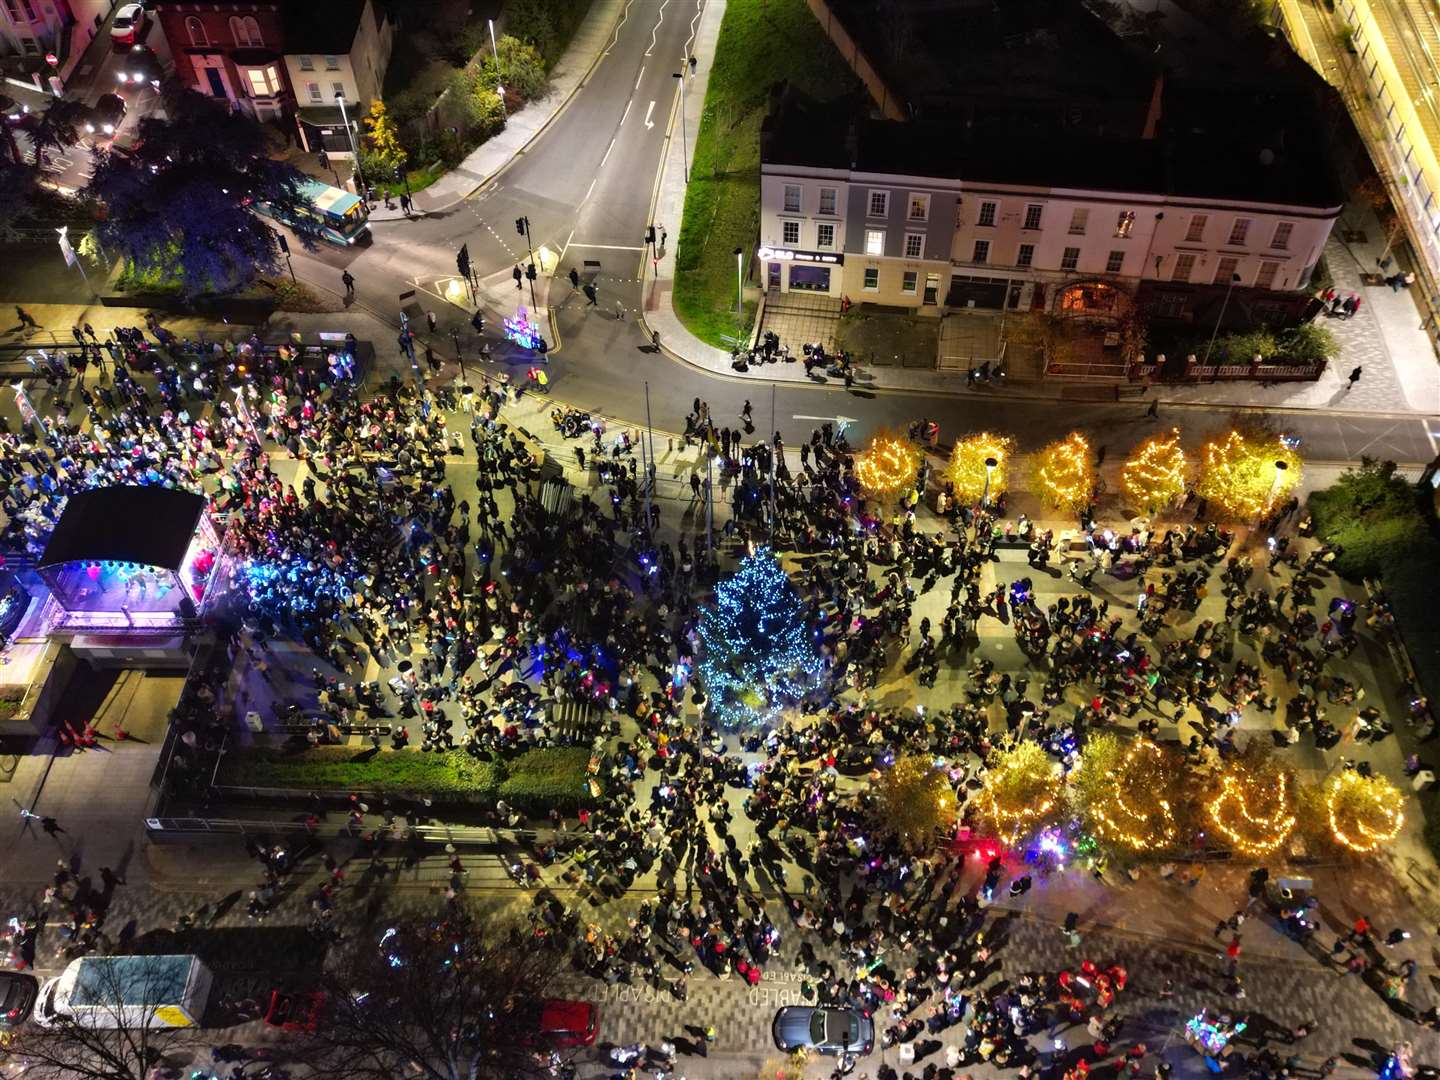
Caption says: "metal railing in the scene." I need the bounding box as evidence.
[144,817,540,846]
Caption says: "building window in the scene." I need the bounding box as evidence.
[902,270,918,294]
[868,190,889,218]
[18,35,36,53]
[783,184,801,214]
[1114,210,1135,238]
[904,233,924,259]
[977,201,997,227]
[324,55,340,70]
[818,187,836,215]
[1255,260,1280,290]
[1227,218,1251,246]
[782,220,800,246]
[245,65,281,96]
[1023,204,1043,230]
[229,15,262,46]
[1105,250,1125,274]
[1172,253,1196,282]
[1060,247,1080,271]
[331,82,346,99]
[1154,292,1187,318]
[1214,256,1240,285]
[816,223,835,249]
[972,240,990,264]
[306,81,322,103]
[1270,222,1294,250]
[1185,214,1207,242]
[1068,208,1088,235]
[1016,243,1035,267]
[864,229,885,256]
[908,193,930,221]
[186,16,208,46]
[299,55,314,70]
[863,267,879,291]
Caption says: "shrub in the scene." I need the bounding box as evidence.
[503,0,590,67]
[1279,321,1337,364]
[1219,328,1278,364]
[1308,459,1427,578]
[216,745,502,795]
[497,746,594,814]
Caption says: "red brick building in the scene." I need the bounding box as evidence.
[152,2,290,122]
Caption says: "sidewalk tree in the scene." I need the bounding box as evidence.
[1031,432,1096,515]
[1206,739,1297,857]
[1325,769,1404,853]
[853,428,922,501]
[27,97,88,170]
[946,432,1015,506]
[8,956,198,1080]
[1196,429,1302,519]
[475,34,547,103]
[361,97,408,177]
[868,754,958,852]
[86,85,309,298]
[311,911,562,1080]
[977,739,1061,845]
[1073,733,1182,853]
[698,547,824,729]
[1120,429,1189,514]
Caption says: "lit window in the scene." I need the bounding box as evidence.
[904,233,923,259]
[863,267,879,290]
[1114,210,1135,238]
[908,193,929,221]
[782,220,800,246]
[977,201,997,227]
[1060,247,1080,271]
[865,229,885,256]
[246,66,280,96]
[1068,208,1088,235]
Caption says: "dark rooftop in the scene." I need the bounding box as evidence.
[281,0,370,55]
[39,486,206,572]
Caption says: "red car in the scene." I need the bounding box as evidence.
[263,990,326,1032]
[525,999,597,1048]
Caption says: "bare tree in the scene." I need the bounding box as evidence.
[309,910,569,1080]
[9,955,201,1080]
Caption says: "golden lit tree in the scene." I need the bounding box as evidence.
[1196,429,1302,519]
[361,98,407,176]
[1073,734,1182,852]
[853,428,923,500]
[947,432,1015,505]
[869,755,958,853]
[1031,432,1097,515]
[1206,740,1297,857]
[1120,429,1188,513]
[1325,770,1404,854]
[977,740,1061,845]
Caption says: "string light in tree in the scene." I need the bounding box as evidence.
[947,433,1015,506]
[697,547,824,730]
[1120,429,1188,513]
[1195,429,1302,519]
[1325,770,1404,853]
[1085,738,1179,852]
[1207,766,1297,857]
[854,429,923,500]
[1033,432,1096,515]
[977,740,1060,846]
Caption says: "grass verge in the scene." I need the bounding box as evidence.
[673,0,858,349]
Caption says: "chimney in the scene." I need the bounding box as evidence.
[1142,73,1164,139]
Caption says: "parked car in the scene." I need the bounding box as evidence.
[116,45,162,86]
[82,93,127,140]
[518,999,598,1048]
[110,4,148,47]
[263,990,326,1032]
[0,972,38,1028]
[772,1006,874,1056]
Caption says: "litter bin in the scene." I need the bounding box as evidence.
[1412,769,1435,792]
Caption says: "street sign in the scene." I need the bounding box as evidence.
[44,53,57,67]
[57,230,75,267]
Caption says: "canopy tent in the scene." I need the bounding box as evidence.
[39,487,206,573]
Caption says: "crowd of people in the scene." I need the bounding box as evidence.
[0,324,1431,1080]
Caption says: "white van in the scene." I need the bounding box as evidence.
[36,954,213,1029]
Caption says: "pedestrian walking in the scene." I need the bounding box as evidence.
[615,300,625,320]
[583,283,598,306]
[399,192,412,216]
[15,306,37,330]
[741,400,753,426]
[40,815,64,836]
[569,267,580,291]
[341,270,355,297]
[512,265,523,290]
[1145,397,1159,419]
[1346,365,1363,390]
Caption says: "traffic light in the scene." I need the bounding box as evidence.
[456,243,470,280]
[646,225,656,246]
[525,263,537,281]
[515,216,526,236]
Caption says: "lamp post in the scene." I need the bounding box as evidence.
[56,226,94,297]
[1203,271,1242,382]
[734,246,744,337]
[488,19,506,119]
[672,71,688,182]
[334,91,365,198]
[982,455,999,508]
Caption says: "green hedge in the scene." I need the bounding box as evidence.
[215,745,593,813]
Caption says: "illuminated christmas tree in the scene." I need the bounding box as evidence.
[1073,734,1182,853]
[1120,429,1188,514]
[854,428,923,501]
[1196,429,1302,519]
[698,548,824,729]
[1032,433,1096,515]
[947,432,1014,505]
[1206,740,1297,857]
[977,740,1061,845]
[1325,770,1404,853]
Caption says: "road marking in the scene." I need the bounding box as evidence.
[644,101,656,129]
[644,0,670,56]
[607,0,633,53]
[634,65,645,91]
[567,243,645,251]
[1425,419,1439,457]
[584,177,598,201]
[793,414,857,433]
[685,0,704,55]
[620,98,633,125]
[600,136,616,167]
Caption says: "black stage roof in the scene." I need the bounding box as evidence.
[39,486,206,572]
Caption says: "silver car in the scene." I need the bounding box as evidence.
[771,1005,874,1056]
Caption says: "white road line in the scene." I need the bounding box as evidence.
[584,177,598,201]
[600,137,616,167]
[645,0,670,57]
[644,101,656,129]
[567,243,645,251]
[620,98,633,125]
[608,0,633,52]
[684,0,704,55]
[634,65,645,91]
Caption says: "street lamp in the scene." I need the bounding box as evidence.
[1203,271,1243,382]
[734,246,744,331]
[1268,459,1289,513]
[672,71,688,182]
[488,19,506,120]
[982,455,999,507]
[334,91,365,198]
